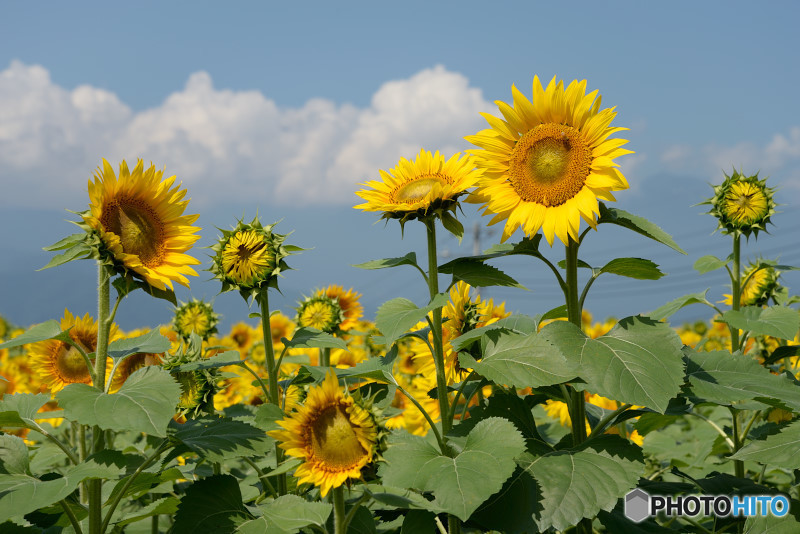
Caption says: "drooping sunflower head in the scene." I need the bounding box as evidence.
[705,169,776,238]
[267,371,377,496]
[296,295,346,334]
[723,260,781,307]
[313,285,363,331]
[466,76,632,246]
[81,159,201,290]
[162,341,219,418]
[173,299,219,341]
[354,149,483,232]
[28,309,120,392]
[210,217,296,300]
[111,350,164,392]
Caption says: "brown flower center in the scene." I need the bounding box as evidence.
[394,175,449,204]
[56,345,92,383]
[101,196,165,267]
[309,405,367,469]
[508,124,592,206]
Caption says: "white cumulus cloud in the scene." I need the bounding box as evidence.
[0,61,491,209]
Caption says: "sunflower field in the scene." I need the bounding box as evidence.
[2,76,800,534]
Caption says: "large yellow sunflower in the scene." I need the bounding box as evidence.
[268,371,377,496]
[82,159,201,290]
[354,149,482,226]
[29,310,120,392]
[466,76,632,246]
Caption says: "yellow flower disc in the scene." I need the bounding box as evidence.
[221,229,276,287]
[297,296,344,333]
[268,371,376,496]
[466,76,632,246]
[83,159,201,290]
[722,181,769,228]
[313,286,363,331]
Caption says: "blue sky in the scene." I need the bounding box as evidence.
[2,1,799,333]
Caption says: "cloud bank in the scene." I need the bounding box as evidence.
[0,61,491,208]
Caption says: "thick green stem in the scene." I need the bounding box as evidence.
[257,289,286,496]
[320,347,331,367]
[730,234,741,352]
[424,220,451,438]
[333,486,346,534]
[731,408,745,480]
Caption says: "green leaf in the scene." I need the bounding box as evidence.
[106,467,184,502]
[440,211,464,240]
[56,366,180,437]
[647,290,712,321]
[439,258,525,289]
[171,417,273,462]
[380,417,525,520]
[743,512,800,533]
[353,252,419,271]
[522,435,644,531]
[282,327,347,350]
[459,329,577,389]
[401,510,437,534]
[469,465,540,534]
[107,329,171,360]
[684,349,800,411]
[597,204,686,254]
[0,321,64,350]
[115,496,180,527]
[112,274,178,305]
[375,293,449,349]
[175,351,244,372]
[38,243,92,270]
[731,419,800,467]
[0,435,29,475]
[252,403,285,433]
[258,494,332,531]
[0,393,50,429]
[172,475,254,534]
[450,314,539,352]
[694,254,731,274]
[721,306,800,340]
[43,233,86,251]
[599,258,665,280]
[481,235,543,258]
[543,317,685,413]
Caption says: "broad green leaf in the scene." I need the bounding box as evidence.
[106,467,184,502]
[0,393,50,429]
[647,290,712,321]
[258,494,332,531]
[175,351,244,371]
[0,435,29,475]
[459,329,577,389]
[597,204,686,254]
[440,211,464,240]
[172,475,254,534]
[380,417,525,520]
[684,349,800,411]
[450,314,539,352]
[523,435,644,531]
[172,417,273,462]
[469,465,540,534]
[721,306,800,340]
[543,317,685,413]
[438,258,526,289]
[375,293,448,348]
[0,321,64,350]
[599,258,664,280]
[282,327,347,350]
[38,243,92,270]
[353,252,419,270]
[731,419,800,467]
[694,254,731,274]
[112,274,178,305]
[252,403,285,433]
[598,508,678,533]
[115,496,180,527]
[481,235,543,258]
[744,512,800,533]
[56,366,180,437]
[107,329,171,360]
[43,233,86,251]
[401,510,436,534]
[235,518,291,534]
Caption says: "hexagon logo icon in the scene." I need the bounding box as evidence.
[625,488,650,523]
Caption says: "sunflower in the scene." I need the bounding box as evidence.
[313,286,363,331]
[723,261,780,307]
[110,329,164,391]
[82,159,201,290]
[173,299,219,340]
[466,76,632,246]
[28,309,120,392]
[354,149,482,229]
[269,312,296,348]
[705,169,776,238]
[296,295,345,334]
[268,371,377,496]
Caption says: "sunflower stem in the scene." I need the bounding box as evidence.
[729,235,746,486]
[332,486,346,534]
[321,347,331,367]
[424,219,451,439]
[257,289,287,496]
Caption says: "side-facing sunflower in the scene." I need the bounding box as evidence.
[354,149,482,231]
[466,76,632,246]
[296,294,346,334]
[723,261,781,307]
[268,371,377,496]
[110,329,164,392]
[173,299,220,341]
[81,159,201,290]
[29,309,121,392]
[313,285,363,331]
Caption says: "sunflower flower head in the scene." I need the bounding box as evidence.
[77,159,201,291]
[723,260,781,307]
[705,169,776,239]
[313,285,363,331]
[210,217,298,302]
[162,334,219,418]
[296,294,346,334]
[354,149,482,236]
[267,371,378,496]
[466,76,632,246]
[173,299,220,341]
